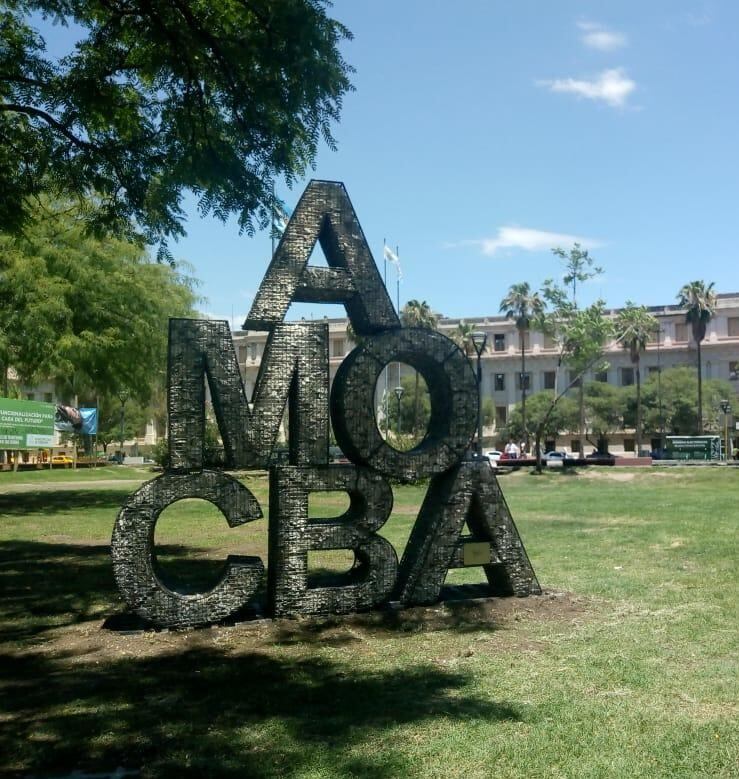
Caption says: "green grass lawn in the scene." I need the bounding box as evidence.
[0,466,736,777]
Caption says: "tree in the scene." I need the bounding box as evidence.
[541,248,609,456]
[0,200,198,403]
[0,1,353,253]
[504,391,577,445]
[384,373,430,451]
[615,302,659,454]
[95,393,149,454]
[527,277,613,471]
[451,320,476,356]
[640,367,733,437]
[583,381,626,452]
[551,242,602,307]
[500,282,545,448]
[677,281,717,434]
[400,300,439,435]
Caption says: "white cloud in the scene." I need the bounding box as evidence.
[449,227,603,256]
[577,21,627,51]
[539,68,636,108]
[199,311,247,330]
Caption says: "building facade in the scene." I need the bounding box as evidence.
[18,293,737,458]
[233,292,739,456]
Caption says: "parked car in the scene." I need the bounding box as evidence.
[51,454,73,465]
[585,450,616,464]
[107,453,125,464]
[543,451,570,461]
[485,450,502,464]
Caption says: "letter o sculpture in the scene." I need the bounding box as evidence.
[331,327,478,482]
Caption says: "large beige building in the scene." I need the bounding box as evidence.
[19,293,738,457]
[233,292,739,456]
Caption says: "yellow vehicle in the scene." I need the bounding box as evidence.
[51,454,74,465]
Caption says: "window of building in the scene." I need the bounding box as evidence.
[570,440,581,453]
[647,365,660,376]
[544,439,556,453]
[521,332,530,351]
[544,371,556,390]
[621,367,635,386]
[44,392,53,403]
[332,338,345,358]
[674,323,688,342]
[730,361,738,380]
[494,373,505,391]
[595,370,608,383]
[495,406,507,426]
[517,372,531,390]
[493,333,505,352]
[25,392,34,401]
[728,317,739,337]
[238,345,247,364]
[249,343,257,361]
[543,333,556,350]
[623,438,635,452]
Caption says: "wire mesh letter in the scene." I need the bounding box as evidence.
[268,465,398,617]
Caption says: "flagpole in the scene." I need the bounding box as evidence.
[396,245,401,401]
[383,238,389,438]
[271,181,276,258]
[395,245,400,314]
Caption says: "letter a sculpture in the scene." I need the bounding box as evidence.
[112,180,541,628]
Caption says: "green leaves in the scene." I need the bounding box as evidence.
[0,1,354,249]
[0,199,197,400]
[677,280,716,343]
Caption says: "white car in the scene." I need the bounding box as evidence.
[543,451,569,461]
[485,450,502,462]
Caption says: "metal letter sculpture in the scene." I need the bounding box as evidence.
[111,180,541,628]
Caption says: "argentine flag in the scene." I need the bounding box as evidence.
[383,244,402,280]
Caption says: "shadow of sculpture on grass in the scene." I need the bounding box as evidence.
[0,645,525,778]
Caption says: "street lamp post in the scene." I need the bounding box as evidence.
[394,385,404,439]
[719,399,731,460]
[657,327,664,450]
[470,331,488,457]
[118,388,130,462]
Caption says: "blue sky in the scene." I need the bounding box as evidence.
[45,1,739,325]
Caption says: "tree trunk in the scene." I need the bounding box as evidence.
[520,329,527,450]
[534,425,543,474]
[635,358,642,455]
[696,339,703,434]
[412,371,420,435]
[578,382,586,455]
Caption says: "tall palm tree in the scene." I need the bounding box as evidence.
[451,320,476,356]
[615,302,658,455]
[400,300,439,435]
[677,281,717,434]
[500,282,545,447]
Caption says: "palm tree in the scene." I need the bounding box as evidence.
[677,281,717,434]
[400,300,439,435]
[615,302,658,455]
[500,283,545,448]
[451,320,476,356]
